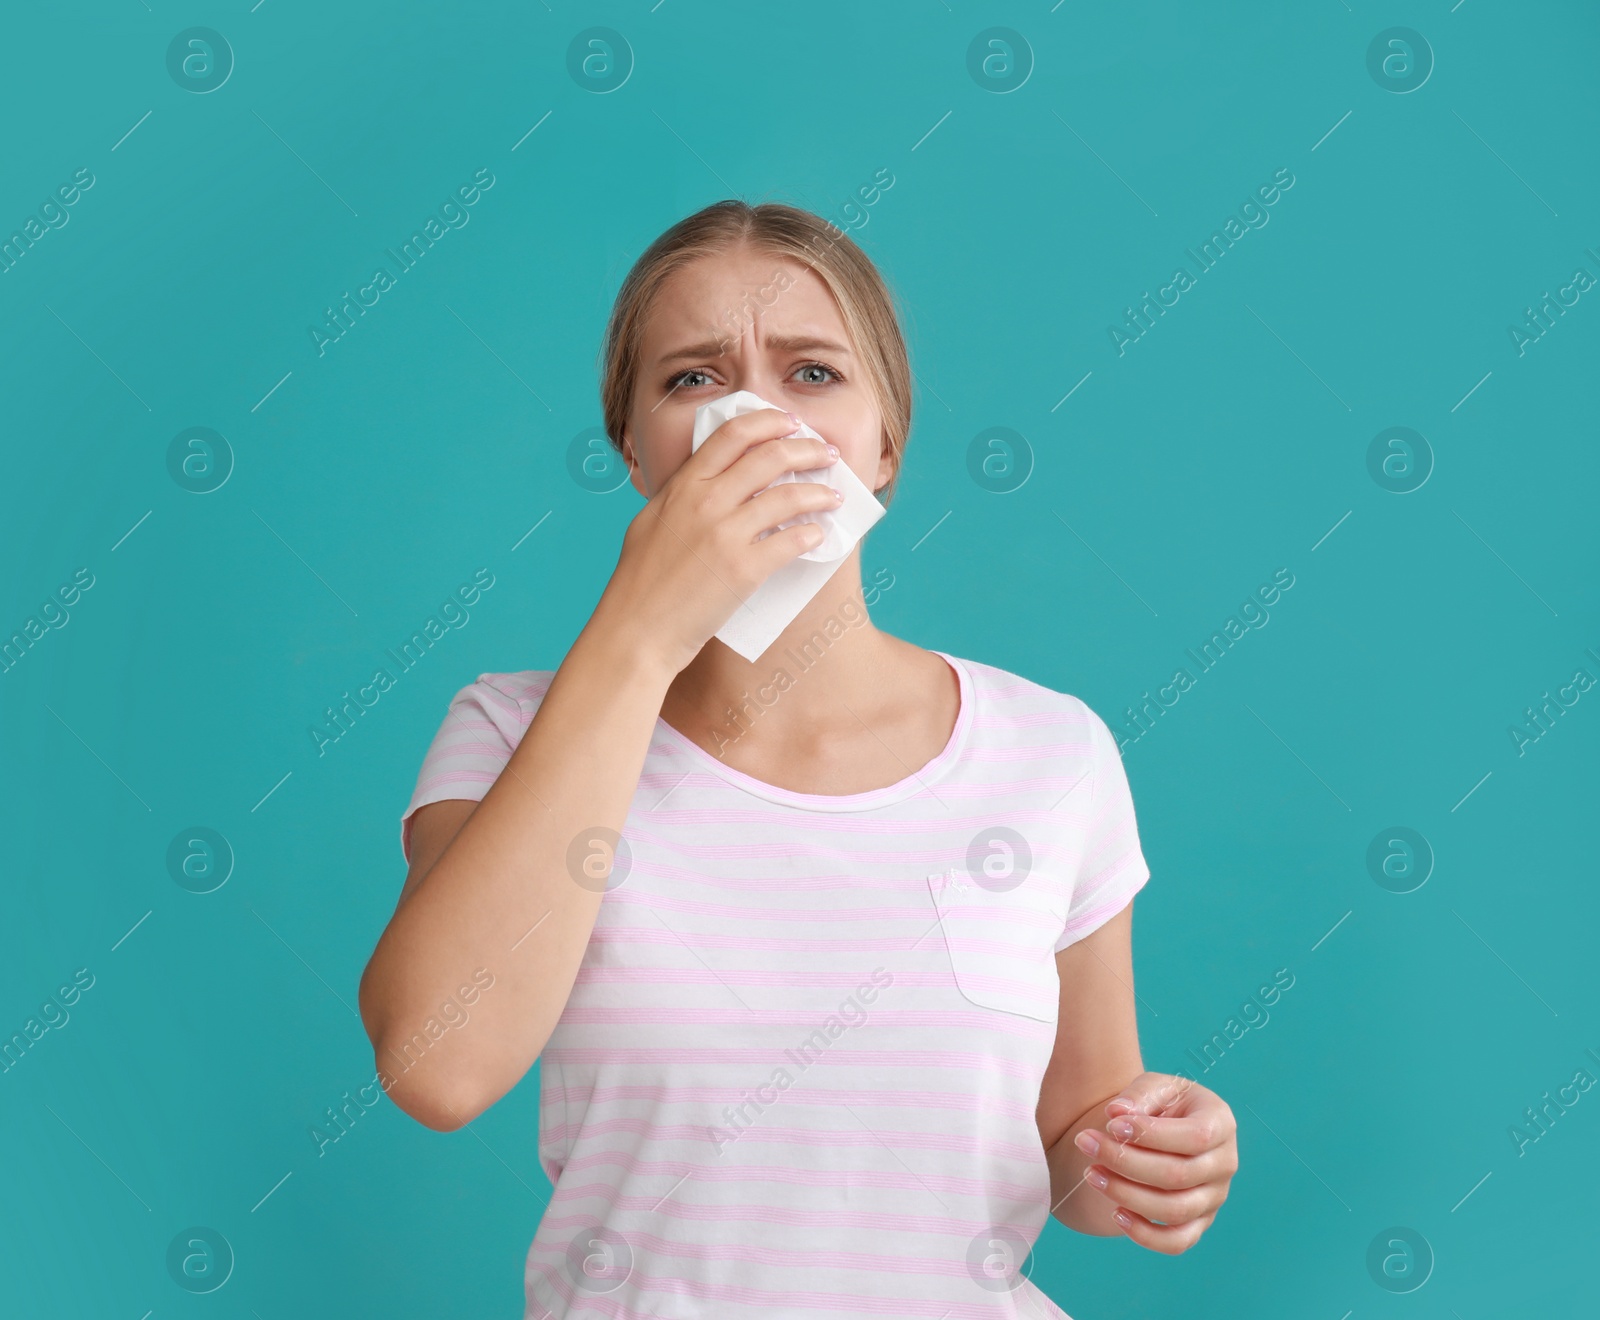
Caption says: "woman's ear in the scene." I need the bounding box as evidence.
[873,435,896,497]
[620,428,650,499]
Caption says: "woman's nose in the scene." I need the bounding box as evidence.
[726,373,781,400]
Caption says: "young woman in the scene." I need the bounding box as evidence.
[359,201,1238,1319]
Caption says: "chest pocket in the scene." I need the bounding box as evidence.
[925,868,1066,1022]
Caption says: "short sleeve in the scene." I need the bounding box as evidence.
[398,673,544,864]
[1053,704,1151,952]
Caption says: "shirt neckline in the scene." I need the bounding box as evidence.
[649,650,974,812]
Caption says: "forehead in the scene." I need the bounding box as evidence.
[643,248,848,352]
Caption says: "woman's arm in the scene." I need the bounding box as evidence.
[1038,904,1145,1237]
[1037,904,1240,1252]
[357,410,841,1132]
[358,621,677,1132]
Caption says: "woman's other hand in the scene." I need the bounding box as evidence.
[1073,1071,1239,1254]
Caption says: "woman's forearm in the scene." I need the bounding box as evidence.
[1045,1087,1135,1236]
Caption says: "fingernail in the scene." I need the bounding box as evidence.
[1113,1209,1134,1230]
[826,443,839,459]
[1084,1167,1108,1190]
[1074,1131,1099,1158]
[1107,1096,1134,1113]
[1108,1117,1135,1141]
[786,411,800,424]
[831,487,844,502]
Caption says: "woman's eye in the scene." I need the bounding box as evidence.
[668,362,839,390]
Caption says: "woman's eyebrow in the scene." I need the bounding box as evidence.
[763,333,853,356]
[655,333,853,367]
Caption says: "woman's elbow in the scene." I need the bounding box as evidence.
[370,1041,489,1132]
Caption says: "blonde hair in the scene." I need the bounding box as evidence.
[597,200,913,502]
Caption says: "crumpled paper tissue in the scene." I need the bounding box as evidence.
[688,389,885,661]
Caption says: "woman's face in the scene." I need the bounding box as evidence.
[622,246,892,500]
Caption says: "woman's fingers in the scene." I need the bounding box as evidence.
[1076,1129,1229,1190]
[1107,1206,1216,1256]
[688,407,837,505]
[1084,1160,1227,1221]
[722,432,837,505]
[1102,1107,1236,1157]
[730,478,842,540]
[691,408,809,479]
[686,406,792,476]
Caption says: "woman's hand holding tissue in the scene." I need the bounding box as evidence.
[591,406,842,679]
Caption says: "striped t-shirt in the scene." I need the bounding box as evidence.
[400,651,1150,1320]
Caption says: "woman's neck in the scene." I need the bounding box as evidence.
[657,568,959,790]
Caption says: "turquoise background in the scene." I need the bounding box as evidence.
[3,3,1596,1316]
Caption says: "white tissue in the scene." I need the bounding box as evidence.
[688,390,886,662]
